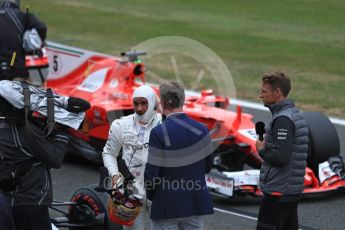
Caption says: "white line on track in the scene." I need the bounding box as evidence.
[214,207,306,230]
[329,117,345,126]
[214,207,257,221]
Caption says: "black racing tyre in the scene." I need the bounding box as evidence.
[69,186,122,230]
[303,112,340,165]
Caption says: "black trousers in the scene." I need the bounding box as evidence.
[256,195,299,230]
[0,193,16,230]
[12,205,52,230]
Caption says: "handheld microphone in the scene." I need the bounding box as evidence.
[255,121,266,141]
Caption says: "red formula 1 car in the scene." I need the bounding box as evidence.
[27,42,345,200]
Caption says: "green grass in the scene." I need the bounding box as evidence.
[22,0,345,117]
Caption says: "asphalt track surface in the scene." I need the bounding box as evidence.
[51,107,345,230]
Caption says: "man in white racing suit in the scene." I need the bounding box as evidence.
[102,85,161,230]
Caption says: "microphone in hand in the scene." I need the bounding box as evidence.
[255,121,265,141]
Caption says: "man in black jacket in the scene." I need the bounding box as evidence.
[0,78,90,230]
[256,72,309,230]
[0,0,46,80]
[0,115,69,230]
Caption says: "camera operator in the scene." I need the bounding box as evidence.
[0,96,69,230]
[0,0,47,80]
[0,78,90,230]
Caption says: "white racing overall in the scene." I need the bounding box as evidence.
[103,85,161,229]
[103,114,161,230]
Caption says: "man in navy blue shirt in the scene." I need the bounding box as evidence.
[144,81,214,230]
